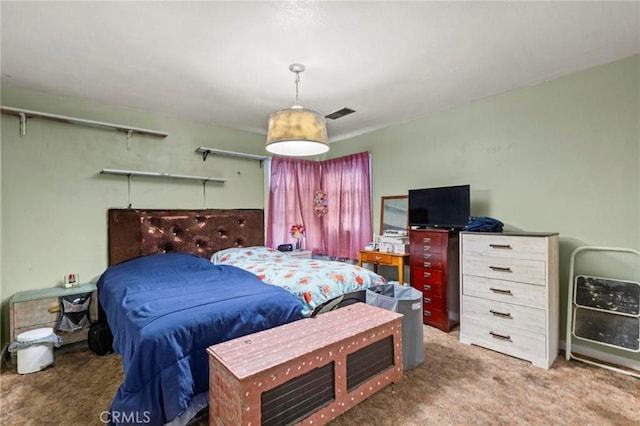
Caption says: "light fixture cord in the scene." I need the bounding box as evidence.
[294,71,300,106]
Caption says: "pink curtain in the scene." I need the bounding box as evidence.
[266,156,323,252]
[321,152,372,259]
[267,152,372,260]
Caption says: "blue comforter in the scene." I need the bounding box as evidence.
[97,253,303,425]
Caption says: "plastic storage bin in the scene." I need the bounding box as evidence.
[16,327,55,374]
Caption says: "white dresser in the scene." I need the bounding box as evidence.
[459,232,559,368]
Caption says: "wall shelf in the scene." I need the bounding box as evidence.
[100,168,227,183]
[1,106,168,139]
[196,147,269,166]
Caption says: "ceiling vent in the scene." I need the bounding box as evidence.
[325,107,356,120]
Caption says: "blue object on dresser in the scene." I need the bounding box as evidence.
[97,253,302,425]
[465,216,504,232]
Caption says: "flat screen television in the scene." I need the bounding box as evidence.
[408,184,470,230]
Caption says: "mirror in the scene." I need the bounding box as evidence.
[380,195,408,234]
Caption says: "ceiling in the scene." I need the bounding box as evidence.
[1,1,639,143]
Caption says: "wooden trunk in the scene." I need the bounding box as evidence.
[207,303,404,425]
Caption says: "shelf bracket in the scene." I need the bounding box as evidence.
[195,147,268,168]
[127,174,133,208]
[18,112,26,137]
[126,130,133,151]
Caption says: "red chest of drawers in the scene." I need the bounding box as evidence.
[410,229,460,332]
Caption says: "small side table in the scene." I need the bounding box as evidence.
[287,250,313,259]
[358,250,409,284]
[9,283,98,362]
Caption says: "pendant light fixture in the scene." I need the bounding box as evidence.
[266,64,329,156]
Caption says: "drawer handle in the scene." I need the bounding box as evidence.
[489,244,512,249]
[424,297,431,304]
[489,287,512,295]
[424,311,431,317]
[423,246,431,252]
[490,309,512,318]
[423,285,431,291]
[423,254,431,259]
[48,306,61,314]
[423,272,431,278]
[423,262,431,268]
[423,238,431,243]
[489,266,512,272]
[489,331,511,341]
[375,256,382,261]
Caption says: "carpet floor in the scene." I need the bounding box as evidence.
[1,326,638,426]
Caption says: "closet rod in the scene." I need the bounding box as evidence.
[1,106,168,138]
[101,168,227,183]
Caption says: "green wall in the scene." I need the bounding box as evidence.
[0,87,269,345]
[327,55,640,364]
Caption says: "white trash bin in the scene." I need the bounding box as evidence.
[16,327,55,374]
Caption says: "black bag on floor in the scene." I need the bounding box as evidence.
[88,321,114,356]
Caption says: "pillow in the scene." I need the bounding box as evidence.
[211,246,285,264]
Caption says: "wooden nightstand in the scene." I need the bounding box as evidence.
[9,283,98,348]
[358,250,409,284]
[287,250,313,259]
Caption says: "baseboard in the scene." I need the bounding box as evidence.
[560,340,639,371]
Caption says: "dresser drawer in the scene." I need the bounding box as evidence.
[14,322,57,342]
[57,327,90,344]
[423,304,447,325]
[413,281,444,299]
[460,315,546,361]
[410,243,444,262]
[14,324,90,345]
[462,275,546,309]
[423,294,446,311]
[12,297,59,331]
[413,232,443,247]
[462,255,546,286]
[462,295,546,334]
[410,256,443,271]
[360,251,394,264]
[411,266,443,285]
[462,234,548,261]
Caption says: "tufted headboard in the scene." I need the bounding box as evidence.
[108,209,264,266]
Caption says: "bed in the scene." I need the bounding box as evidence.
[99,209,386,425]
[211,246,387,317]
[100,209,304,425]
[98,253,302,425]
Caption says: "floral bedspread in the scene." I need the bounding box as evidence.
[211,246,386,317]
